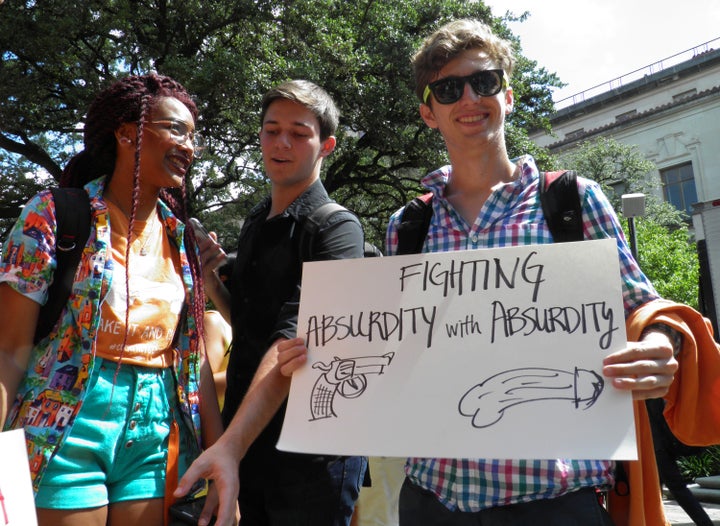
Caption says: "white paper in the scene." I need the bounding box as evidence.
[0,428,38,525]
[279,239,637,460]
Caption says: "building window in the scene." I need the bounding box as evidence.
[660,162,698,216]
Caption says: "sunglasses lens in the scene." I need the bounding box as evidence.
[428,70,505,104]
[432,78,464,104]
[469,70,503,97]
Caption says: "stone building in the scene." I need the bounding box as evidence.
[529,38,720,332]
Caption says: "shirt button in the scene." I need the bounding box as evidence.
[125,440,134,448]
[134,403,142,412]
[129,420,137,430]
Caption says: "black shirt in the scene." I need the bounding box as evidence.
[224,179,364,485]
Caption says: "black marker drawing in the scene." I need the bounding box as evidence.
[458,367,604,428]
[310,353,395,420]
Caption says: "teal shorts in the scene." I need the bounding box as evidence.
[35,358,181,509]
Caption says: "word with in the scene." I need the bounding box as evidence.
[446,314,482,338]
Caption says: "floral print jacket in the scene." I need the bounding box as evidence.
[0,176,203,493]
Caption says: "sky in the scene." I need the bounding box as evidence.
[485,0,720,105]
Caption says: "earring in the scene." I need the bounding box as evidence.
[119,137,132,145]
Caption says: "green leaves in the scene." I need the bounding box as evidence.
[560,138,699,308]
[0,0,560,252]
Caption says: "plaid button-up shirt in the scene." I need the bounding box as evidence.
[385,155,658,511]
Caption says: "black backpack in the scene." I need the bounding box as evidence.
[34,187,91,343]
[300,201,383,259]
[396,170,582,254]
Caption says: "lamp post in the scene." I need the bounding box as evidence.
[621,193,646,260]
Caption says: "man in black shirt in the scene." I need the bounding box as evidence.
[179,80,367,526]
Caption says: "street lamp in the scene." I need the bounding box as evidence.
[622,193,646,260]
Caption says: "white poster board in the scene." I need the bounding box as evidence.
[0,428,38,525]
[278,239,638,460]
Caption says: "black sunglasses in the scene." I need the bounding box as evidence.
[423,69,507,105]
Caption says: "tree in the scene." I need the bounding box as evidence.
[559,137,699,307]
[557,137,687,228]
[0,0,562,249]
[633,219,699,309]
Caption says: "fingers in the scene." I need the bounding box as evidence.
[197,234,227,271]
[198,488,218,526]
[198,483,239,526]
[174,443,241,526]
[606,372,677,400]
[206,478,240,526]
[276,337,308,377]
[174,458,206,499]
[603,340,678,400]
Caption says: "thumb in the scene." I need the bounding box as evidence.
[174,464,201,498]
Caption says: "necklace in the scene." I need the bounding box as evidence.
[134,216,158,256]
[103,189,160,256]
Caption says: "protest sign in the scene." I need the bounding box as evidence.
[278,239,637,460]
[0,428,38,525]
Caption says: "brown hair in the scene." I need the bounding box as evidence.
[412,19,515,103]
[61,73,205,363]
[260,80,339,141]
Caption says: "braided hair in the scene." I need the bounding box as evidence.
[61,73,206,364]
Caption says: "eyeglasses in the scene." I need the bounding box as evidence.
[423,69,508,105]
[146,119,206,158]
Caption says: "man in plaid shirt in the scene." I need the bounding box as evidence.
[383,18,680,526]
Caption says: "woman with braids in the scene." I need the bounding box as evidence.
[0,73,226,525]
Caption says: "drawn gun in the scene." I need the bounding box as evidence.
[310,352,394,420]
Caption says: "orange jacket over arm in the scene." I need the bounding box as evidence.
[609,299,720,526]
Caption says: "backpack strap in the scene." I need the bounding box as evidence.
[396,192,433,255]
[539,170,583,243]
[363,241,383,258]
[299,201,349,261]
[35,187,91,343]
[395,172,583,254]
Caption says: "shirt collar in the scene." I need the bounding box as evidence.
[421,154,540,197]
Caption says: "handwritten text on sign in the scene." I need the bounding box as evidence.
[279,240,637,460]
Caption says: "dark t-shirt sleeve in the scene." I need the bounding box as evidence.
[270,211,364,343]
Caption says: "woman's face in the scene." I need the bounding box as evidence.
[138,96,198,190]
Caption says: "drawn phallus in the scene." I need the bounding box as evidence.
[458,367,604,428]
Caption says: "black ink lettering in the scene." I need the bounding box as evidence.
[493,257,519,290]
[489,300,619,349]
[521,251,546,302]
[398,263,423,292]
[446,314,483,338]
